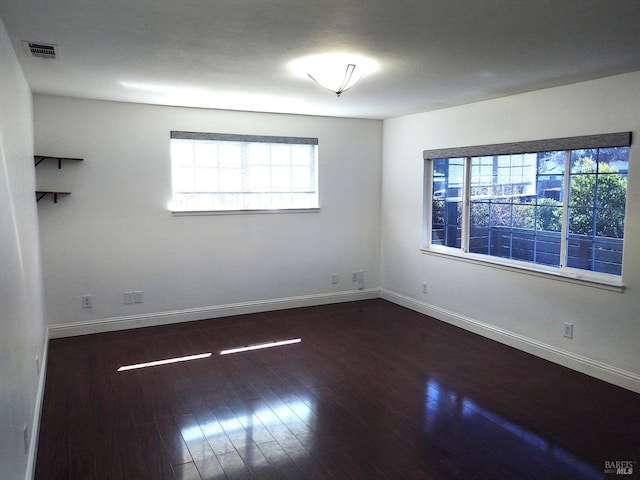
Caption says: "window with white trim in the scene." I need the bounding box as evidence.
[170,131,318,212]
[424,133,631,279]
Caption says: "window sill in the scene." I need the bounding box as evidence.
[420,247,625,293]
[171,207,321,216]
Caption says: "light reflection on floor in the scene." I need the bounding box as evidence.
[424,379,602,479]
[179,398,313,478]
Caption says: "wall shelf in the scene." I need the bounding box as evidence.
[34,155,83,169]
[34,155,83,204]
[36,191,71,203]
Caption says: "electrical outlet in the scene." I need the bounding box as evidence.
[352,271,358,282]
[422,282,428,294]
[357,270,364,290]
[124,291,134,305]
[133,291,143,304]
[331,273,339,285]
[563,322,574,339]
[82,295,93,308]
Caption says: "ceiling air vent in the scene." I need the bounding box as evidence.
[23,41,59,59]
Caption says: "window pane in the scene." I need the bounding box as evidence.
[248,166,270,192]
[566,234,595,271]
[172,167,195,192]
[291,145,312,166]
[218,144,242,168]
[536,201,562,233]
[597,174,627,209]
[567,147,628,274]
[489,201,512,228]
[568,206,594,236]
[271,145,291,165]
[291,166,311,191]
[599,147,629,173]
[171,141,194,167]
[536,175,563,202]
[570,149,598,173]
[538,151,565,175]
[194,168,218,192]
[469,201,489,254]
[272,165,292,191]
[248,144,269,165]
[471,156,493,190]
[219,167,242,192]
[569,175,595,208]
[170,136,317,211]
[432,158,463,247]
[468,152,562,266]
[512,204,535,229]
[194,142,218,167]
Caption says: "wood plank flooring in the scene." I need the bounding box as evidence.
[35,299,640,479]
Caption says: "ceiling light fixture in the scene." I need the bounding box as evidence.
[308,63,357,97]
[289,53,379,97]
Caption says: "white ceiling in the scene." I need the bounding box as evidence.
[2,0,640,119]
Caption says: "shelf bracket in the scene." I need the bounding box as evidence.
[34,156,81,206]
[36,191,70,203]
[34,156,83,169]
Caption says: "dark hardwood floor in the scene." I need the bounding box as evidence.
[35,299,640,479]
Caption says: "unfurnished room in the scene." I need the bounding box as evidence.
[1,1,640,479]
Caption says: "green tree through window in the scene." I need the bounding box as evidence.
[569,156,627,239]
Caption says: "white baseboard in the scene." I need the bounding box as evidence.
[45,287,640,395]
[25,330,49,480]
[48,288,380,339]
[380,288,640,394]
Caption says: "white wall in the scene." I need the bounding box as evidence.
[34,96,382,330]
[0,17,47,480]
[381,71,640,392]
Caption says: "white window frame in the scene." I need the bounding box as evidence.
[169,131,319,214]
[422,132,631,292]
